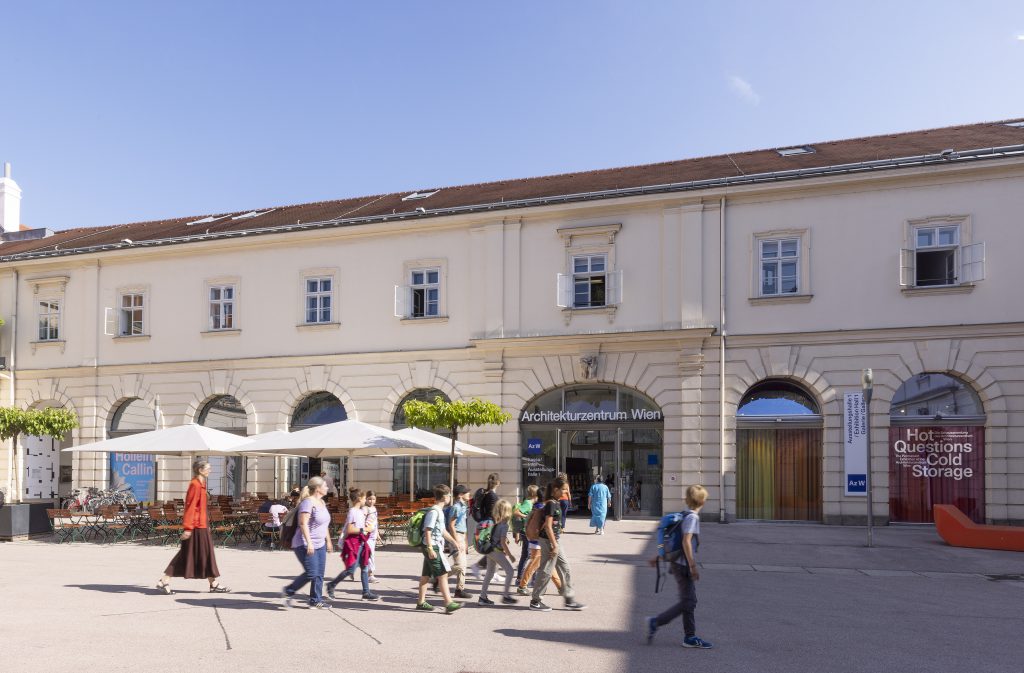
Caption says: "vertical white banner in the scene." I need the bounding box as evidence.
[844,392,868,496]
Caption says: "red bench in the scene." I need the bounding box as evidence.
[933,504,1024,552]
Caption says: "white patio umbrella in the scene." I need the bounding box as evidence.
[62,423,253,456]
[394,428,497,500]
[394,427,498,457]
[238,419,456,490]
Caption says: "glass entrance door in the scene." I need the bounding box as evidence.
[560,427,663,520]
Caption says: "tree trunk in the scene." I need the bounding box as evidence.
[449,426,458,493]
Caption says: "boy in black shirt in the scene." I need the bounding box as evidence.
[529,477,586,612]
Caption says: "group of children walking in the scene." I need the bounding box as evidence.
[158,460,711,649]
[414,474,586,613]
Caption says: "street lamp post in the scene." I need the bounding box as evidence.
[861,369,874,548]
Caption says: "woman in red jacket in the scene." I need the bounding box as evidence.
[156,459,229,594]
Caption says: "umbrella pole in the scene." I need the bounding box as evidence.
[345,453,354,492]
[409,457,415,503]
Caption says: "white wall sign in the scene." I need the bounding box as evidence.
[843,392,868,496]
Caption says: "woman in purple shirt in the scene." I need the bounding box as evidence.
[282,476,334,609]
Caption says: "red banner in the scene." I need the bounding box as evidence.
[888,426,985,523]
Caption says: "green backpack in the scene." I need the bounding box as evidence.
[406,508,432,547]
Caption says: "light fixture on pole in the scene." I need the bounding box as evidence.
[861,369,874,548]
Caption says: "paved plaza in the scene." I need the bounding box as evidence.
[2,520,1022,673]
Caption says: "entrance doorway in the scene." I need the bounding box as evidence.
[519,385,665,520]
[736,381,823,521]
[889,373,986,523]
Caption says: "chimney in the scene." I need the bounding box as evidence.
[0,162,23,234]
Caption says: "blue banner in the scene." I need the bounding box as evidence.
[110,453,157,502]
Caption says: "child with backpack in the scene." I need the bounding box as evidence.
[517,489,562,596]
[645,484,712,649]
[511,485,539,584]
[529,477,585,612]
[446,485,472,599]
[326,487,380,602]
[478,499,517,605]
[365,490,380,584]
[469,473,501,580]
[415,484,462,614]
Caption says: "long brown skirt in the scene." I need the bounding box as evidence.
[164,528,220,579]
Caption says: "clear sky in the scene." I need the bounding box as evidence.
[3,1,1023,231]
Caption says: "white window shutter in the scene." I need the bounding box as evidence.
[103,307,116,336]
[556,273,571,308]
[606,270,623,305]
[960,242,985,283]
[899,248,915,287]
[393,285,408,318]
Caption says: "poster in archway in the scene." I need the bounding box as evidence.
[889,426,985,523]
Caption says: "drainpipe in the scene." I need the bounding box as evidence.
[718,197,728,524]
[7,269,17,502]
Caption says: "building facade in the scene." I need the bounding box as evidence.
[1,120,1023,525]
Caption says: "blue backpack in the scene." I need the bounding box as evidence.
[656,509,693,563]
[655,509,697,593]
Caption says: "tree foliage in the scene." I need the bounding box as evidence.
[0,406,79,441]
[402,396,512,490]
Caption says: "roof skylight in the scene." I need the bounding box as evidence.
[776,146,816,157]
[401,189,440,201]
[187,215,226,226]
[231,209,274,221]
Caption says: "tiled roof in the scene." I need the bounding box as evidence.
[3,118,1023,261]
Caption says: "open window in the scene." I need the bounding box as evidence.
[900,217,984,288]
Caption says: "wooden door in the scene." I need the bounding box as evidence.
[737,428,822,520]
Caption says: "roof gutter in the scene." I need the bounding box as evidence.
[3,143,1024,263]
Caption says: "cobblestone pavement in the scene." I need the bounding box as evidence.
[2,520,1021,673]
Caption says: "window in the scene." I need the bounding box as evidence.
[304,277,333,324]
[556,254,622,309]
[759,238,800,295]
[37,299,61,341]
[208,285,235,330]
[900,219,985,288]
[410,268,440,318]
[572,254,607,307]
[119,293,145,336]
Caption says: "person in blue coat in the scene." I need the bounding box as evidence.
[588,475,612,535]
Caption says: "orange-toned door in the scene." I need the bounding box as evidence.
[737,428,822,521]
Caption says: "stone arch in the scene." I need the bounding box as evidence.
[277,377,355,428]
[382,374,461,426]
[726,366,834,429]
[188,390,260,436]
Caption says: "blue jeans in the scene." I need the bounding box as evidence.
[329,541,369,594]
[285,544,327,605]
[516,535,530,582]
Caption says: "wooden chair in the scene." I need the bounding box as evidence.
[98,506,131,543]
[208,511,236,546]
[47,509,82,543]
[257,512,281,549]
[151,508,183,546]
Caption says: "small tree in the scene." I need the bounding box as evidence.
[402,397,512,492]
[0,407,79,503]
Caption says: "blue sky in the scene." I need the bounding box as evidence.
[3,1,1023,231]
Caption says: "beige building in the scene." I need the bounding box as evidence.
[1,119,1023,533]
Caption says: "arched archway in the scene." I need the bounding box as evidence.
[519,384,665,519]
[391,388,451,497]
[197,395,248,497]
[888,373,986,523]
[20,400,76,502]
[736,379,823,521]
[285,392,347,494]
[106,398,158,503]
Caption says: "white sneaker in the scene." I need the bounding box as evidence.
[495,573,505,582]
[469,564,482,580]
